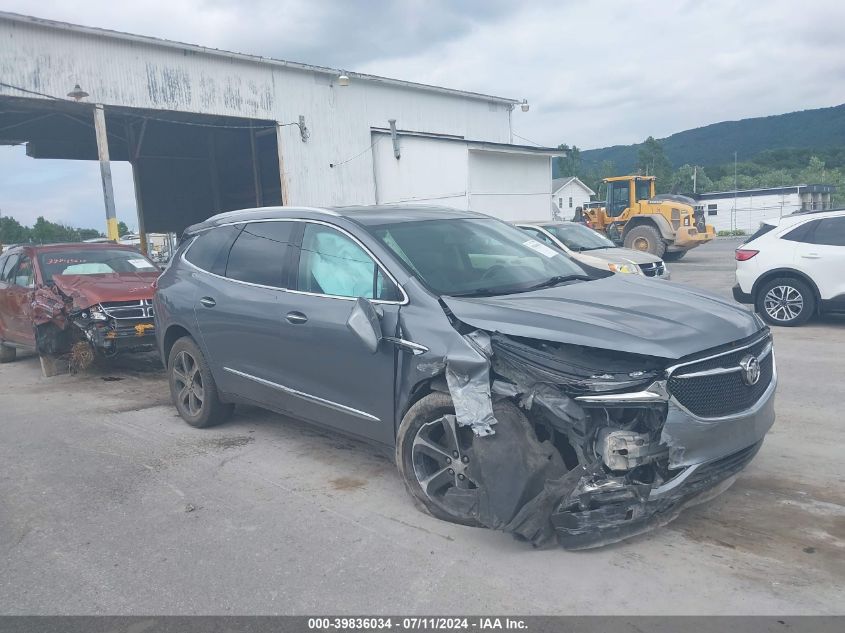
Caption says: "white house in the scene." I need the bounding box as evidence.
[693,184,836,233]
[551,177,595,220]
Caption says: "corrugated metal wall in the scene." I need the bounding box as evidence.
[0,15,513,208]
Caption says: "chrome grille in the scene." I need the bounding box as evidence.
[667,335,773,418]
[100,299,155,320]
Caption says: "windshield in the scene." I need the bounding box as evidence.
[367,218,593,297]
[543,223,615,250]
[38,249,158,283]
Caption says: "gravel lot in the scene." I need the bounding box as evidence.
[1,238,843,615]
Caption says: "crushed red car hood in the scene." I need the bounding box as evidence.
[52,272,159,308]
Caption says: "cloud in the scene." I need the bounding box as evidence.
[1,0,843,228]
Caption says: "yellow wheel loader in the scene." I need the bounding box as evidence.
[582,176,715,260]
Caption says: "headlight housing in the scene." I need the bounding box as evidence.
[607,263,640,275]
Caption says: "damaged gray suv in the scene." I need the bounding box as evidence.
[154,206,776,549]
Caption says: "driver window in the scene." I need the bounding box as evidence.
[608,182,630,217]
[13,256,35,288]
[298,224,400,301]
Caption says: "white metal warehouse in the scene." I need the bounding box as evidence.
[0,12,560,244]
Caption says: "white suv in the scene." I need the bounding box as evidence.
[733,208,845,326]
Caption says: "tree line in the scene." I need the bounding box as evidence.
[555,138,845,203]
[0,214,130,246]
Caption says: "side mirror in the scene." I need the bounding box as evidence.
[346,297,382,354]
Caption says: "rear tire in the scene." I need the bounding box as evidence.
[623,225,667,257]
[0,343,16,363]
[167,336,233,428]
[663,250,687,262]
[755,277,815,327]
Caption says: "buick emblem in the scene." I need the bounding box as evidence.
[739,354,761,386]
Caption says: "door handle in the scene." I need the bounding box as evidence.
[199,296,216,308]
[286,311,308,324]
[801,253,821,259]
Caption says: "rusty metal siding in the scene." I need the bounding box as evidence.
[0,15,513,207]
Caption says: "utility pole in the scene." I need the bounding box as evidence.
[733,151,738,233]
[693,166,697,194]
[93,104,119,241]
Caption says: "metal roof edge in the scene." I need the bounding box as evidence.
[0,11,519,105]
[692,183,837,199]
[370,127,563,154]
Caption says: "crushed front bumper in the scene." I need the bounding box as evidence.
[552,440,762,549]
[557,341,777,549]
[86,319,156,353]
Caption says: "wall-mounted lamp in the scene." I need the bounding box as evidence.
[67,84,89,101]
[520,99,530,113]
[337,73,350,87]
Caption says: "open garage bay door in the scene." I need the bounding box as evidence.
[0,96,283,235]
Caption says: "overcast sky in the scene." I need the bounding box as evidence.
[1,0,844,232]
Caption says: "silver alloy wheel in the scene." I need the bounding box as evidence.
[411,415,478,513]
[763,285,804,323]
[172,350,205,416]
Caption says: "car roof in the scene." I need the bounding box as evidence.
[186,204,489,233]
[768,207,845,227]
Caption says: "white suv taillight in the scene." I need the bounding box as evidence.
[735,249,759,261]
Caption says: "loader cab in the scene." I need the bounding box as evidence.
[605,176,656,216]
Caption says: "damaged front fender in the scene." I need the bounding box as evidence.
[404,313,775,548]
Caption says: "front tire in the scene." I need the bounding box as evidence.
[0,343,16,363]
[755,277,815,327]
[396,392,534,527]
[168,336,233,428]
[623,225,667,257]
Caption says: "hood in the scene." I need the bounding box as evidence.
[585,247,662,265]
[441,275,761,360]
[52,272,158,308]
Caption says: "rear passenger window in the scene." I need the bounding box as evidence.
[744,223,776,244]
[184,225,241,275]
[225,221,293,287]
[781,220,818,243]
[812,217,845,246]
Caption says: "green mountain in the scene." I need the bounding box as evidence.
[580,103,845,172]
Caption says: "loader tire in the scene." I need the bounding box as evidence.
[624,225,666,257]
[663,250,688,262]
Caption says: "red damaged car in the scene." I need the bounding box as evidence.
[0,243,159,368]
